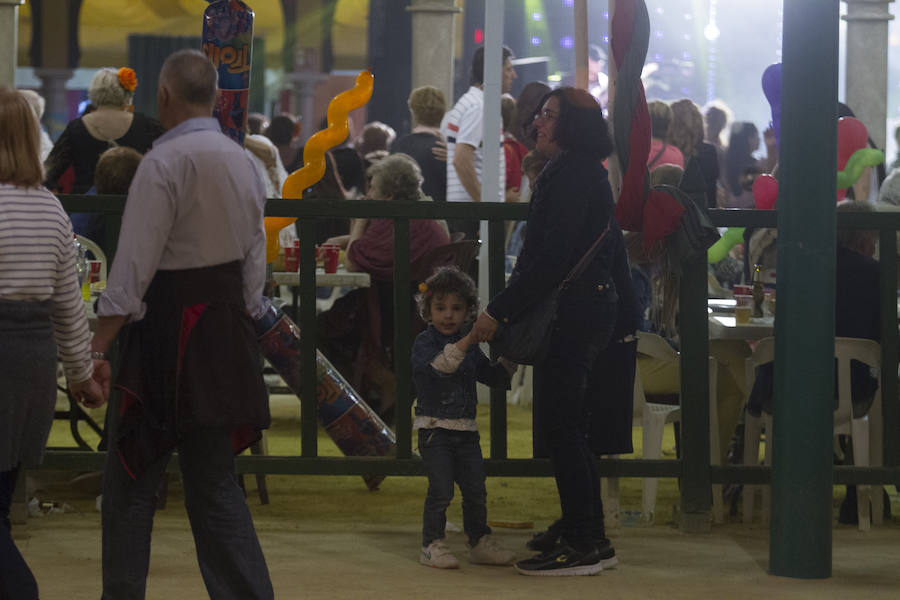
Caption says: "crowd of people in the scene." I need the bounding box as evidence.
[1,32,897,596]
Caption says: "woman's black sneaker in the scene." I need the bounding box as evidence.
[595,539,618,570]
[515,544,603,577]
[526,521,562,552]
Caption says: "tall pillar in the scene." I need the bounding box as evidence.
[28,0,82,139]
[770,0,839,579]
[406,0,460,105]
[843,0,894,149]
[0,0,24,87]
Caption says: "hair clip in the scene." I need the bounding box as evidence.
[418,282,428,293]
[118,68,138,93]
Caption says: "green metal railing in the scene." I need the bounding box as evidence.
[47,196,900,525]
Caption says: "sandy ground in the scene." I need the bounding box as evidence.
[14,502,900,600]
[19,395,900,598]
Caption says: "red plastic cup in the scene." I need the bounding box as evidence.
[88,260,102,283]
[322,244,340,274]
[284,244,299,272]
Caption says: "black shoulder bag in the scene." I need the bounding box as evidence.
[490,224,611,365]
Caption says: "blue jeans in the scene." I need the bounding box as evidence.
[101,424,273,600]
[0,467,38,600]
[418,429,490,547]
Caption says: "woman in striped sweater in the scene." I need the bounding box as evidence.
[0,87,104,599]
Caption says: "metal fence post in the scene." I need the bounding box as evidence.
[770,0,839,578]
[678,253,711,532]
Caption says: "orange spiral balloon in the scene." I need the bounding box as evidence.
[264,71,374,263]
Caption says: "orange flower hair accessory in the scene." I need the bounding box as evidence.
[118,68,138,93]
[417,282,428,294]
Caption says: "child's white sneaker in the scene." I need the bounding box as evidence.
[467,534,516,565]
[420,539,460,569]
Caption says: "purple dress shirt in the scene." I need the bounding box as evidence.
[98,117,268,321]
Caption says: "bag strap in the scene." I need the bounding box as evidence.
[647,143,667,169]
[560,222,611,290]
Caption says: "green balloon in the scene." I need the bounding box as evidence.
[837,148,884,189]
[707,227,745,264]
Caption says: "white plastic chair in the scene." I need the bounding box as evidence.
[743,337,882,530]
[76,235,107,282]
[634,332,724,524]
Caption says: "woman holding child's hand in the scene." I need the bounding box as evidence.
[481,88,622,576]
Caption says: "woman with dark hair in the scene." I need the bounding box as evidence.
[512,81,551,150]
[724,121,764,209]
[667,98,718,209]
[472,87,630,576]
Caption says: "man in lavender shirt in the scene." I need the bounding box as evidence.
[89,50,273,599]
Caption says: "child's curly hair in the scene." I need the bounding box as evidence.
[415,266,479,323]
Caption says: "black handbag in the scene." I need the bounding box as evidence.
[490,224,610,365]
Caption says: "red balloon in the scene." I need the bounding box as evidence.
[837,117,868,171]
[753,174,779,210]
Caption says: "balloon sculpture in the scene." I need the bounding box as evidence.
[761,63,782,149]
[707,226,746,264]
[264,71,374,263]
[202,0,254,146]
[200,2,388,487]
[254,72,390,490]
[752,174,779,210]
[836,116,883,201]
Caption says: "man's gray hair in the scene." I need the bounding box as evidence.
[367,153,423,203]
[160,50,218,107]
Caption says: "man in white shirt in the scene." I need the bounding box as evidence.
[441,45,516,239]
[90,50,274,599]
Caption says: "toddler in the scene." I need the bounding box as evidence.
[412,266,516,569]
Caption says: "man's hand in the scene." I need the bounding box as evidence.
[432,139,448,162]
[471,310,499,342]
[70,375,106,408]
[91,359,112,402]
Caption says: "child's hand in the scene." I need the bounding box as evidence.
[456,328,478,352]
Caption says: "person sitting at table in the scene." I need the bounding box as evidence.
[70,146,143,249]
[745,200,887,522]
[626,226,750,466]
[319,153,450,417]
[0,87,104,600]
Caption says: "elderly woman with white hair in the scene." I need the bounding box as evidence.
[44,67,164,193]
[319,154,450,417]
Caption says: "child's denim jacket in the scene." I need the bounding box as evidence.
[412,325,511,421]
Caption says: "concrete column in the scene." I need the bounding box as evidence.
[35,68,74,140]
[287,71,328,145]
[843,0,894,149]
[406,0,460,105]
[0,0,24,87]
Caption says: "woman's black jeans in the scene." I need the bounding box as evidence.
[533,294,616,549]
[0,467,39,600]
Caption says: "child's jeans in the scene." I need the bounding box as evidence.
[418,428,490,547]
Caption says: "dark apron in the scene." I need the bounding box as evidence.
[114,261,269,479]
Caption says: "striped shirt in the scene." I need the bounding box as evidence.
[0,184,93,383]
[441,86,505,202]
